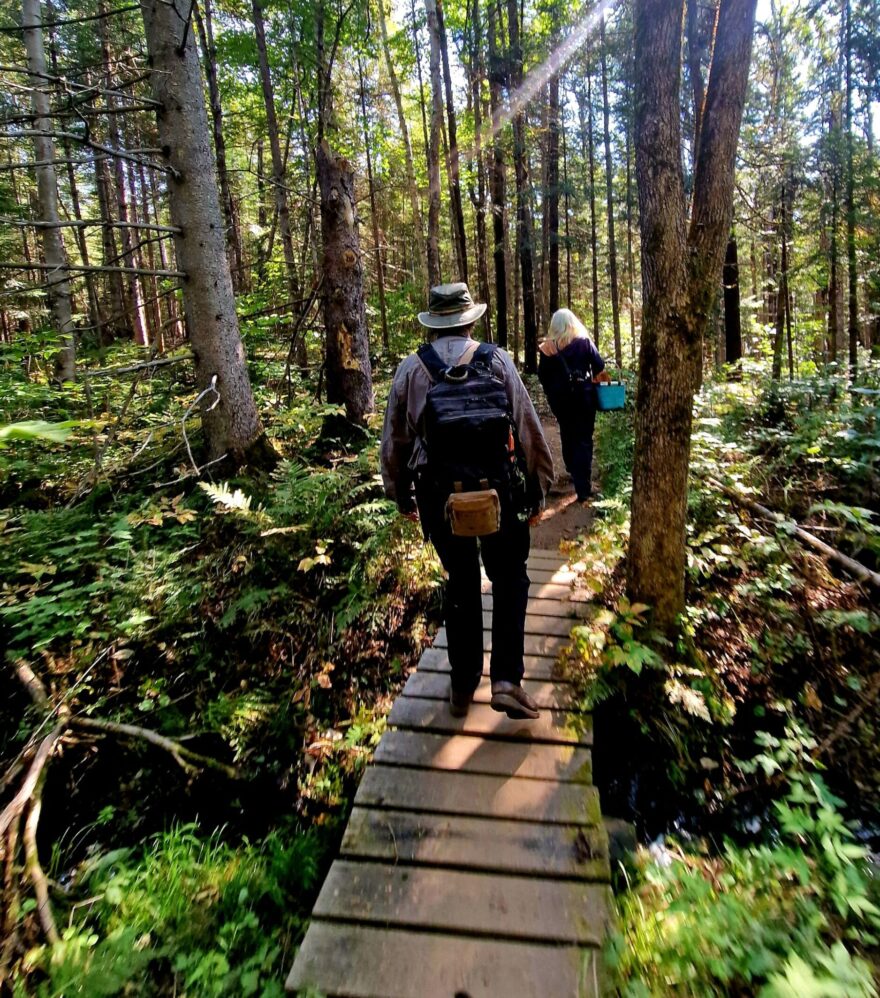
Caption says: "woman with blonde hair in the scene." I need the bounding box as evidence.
[538,308,610,502]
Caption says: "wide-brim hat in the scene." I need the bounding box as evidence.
[417,282,487,329]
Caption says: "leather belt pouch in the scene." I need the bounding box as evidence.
[445,489,501,537]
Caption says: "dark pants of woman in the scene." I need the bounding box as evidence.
[416,484,531,695]
[559,407,596,500]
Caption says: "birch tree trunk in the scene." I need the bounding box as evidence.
[378,0,428,287]
[22,0,75,382]
[316,141,374,425]
[629,0,757,630]
[141,0,270,464]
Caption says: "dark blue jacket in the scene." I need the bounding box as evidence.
[538,337,605,421]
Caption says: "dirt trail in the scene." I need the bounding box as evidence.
[529,416,595,551]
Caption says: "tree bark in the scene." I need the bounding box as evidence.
[22,0,75,381]
[141,0,269,464]
[629,0,757,630]
[488,0,508,347]
[436,0,468,281]
[600,17,621,367]
[507,0,537,373]
[378,0,428,287]
[316,141,374,425]
[252,0,306,365]
[195,0,244,294]
[723,232,742,374]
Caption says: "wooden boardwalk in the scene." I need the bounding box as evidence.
[287,548,611,998]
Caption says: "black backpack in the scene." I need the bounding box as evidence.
[417,341,522,500]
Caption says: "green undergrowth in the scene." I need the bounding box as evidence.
[562,364,880,995]
[1,344,441,994]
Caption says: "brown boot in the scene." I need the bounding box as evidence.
[490,681,540,720]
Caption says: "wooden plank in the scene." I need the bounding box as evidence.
[481,578,574,599]
[483,593,586,618]
[402,670,576,710]
[484,611,574,636]
[341,807,609,879]
[433,627,568,657]
[312,860,611,945]
[287,922,603,997]
[388,696,591,746]
[529,547,566,560]
[373,729,592,782]
[485,567,576,584]
[416,647,567,682]
[355,765,602,825]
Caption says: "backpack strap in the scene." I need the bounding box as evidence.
[417,339,483,382]
[471,342,498,369]
[416,342,447,383]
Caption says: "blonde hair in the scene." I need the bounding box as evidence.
[546,308,590,352]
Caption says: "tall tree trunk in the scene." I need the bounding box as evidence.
[507,0,537,373]
[195,0,244,293]
[100,6,147,347]
[628,0,757,630]
[316,141,374,425]
[378,0,428,287]
[95,155,125,339]
[467,0,492,339]
[436,0,469,281]
[562,105,572,310]
[723,232,742,375]
[844,0,859,372]
[548,43,560,315]
[600,16,622,367]
[122,148,150,347]
[577,67,600,344]
[488,0,508,347]
[141,0,270,464]
[424,0,444,286]
[771,189,789,381]
[625,102,637,363]
[252,0,306,365]
[410,0,431,164]
[357,57,389,351]
[22,0,75,381]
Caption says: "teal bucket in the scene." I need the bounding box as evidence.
[596,381,626,411]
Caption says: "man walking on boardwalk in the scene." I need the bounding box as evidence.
[381,283,554,720]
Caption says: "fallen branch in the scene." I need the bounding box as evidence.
[23,771,58,944]
[85,352,193,379]
[71,717,239,780]
[13,660,48,709]
[706,477,880,591]
[0,720,68,841]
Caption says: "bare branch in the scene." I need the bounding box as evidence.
[0,217,181,234]
[86,352,194,378]
[0,4,141,34]
[1,130,177,177]
[0,720,68,841]
[71,717,239,779]
[0,261,185,278]
[23,771,58,944]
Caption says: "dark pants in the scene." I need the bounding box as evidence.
[417,485,531,694]
[559,407,596,500]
